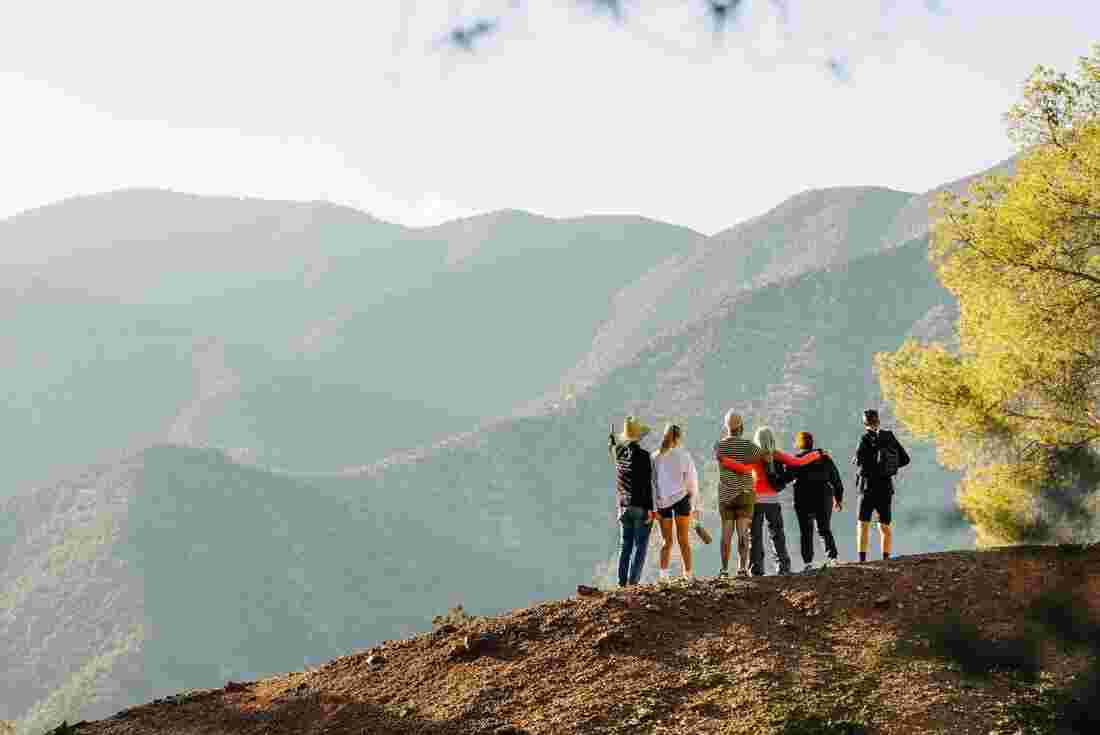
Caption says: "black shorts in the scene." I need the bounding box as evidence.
[657,494,692,519]
[858,492,893,525]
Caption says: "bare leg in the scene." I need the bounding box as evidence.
[880,523,893,558]
[857,521,871,554]
[720,518,735,572]
[736,517,752,572]
[658,517,675,573]
[675,515,693,576]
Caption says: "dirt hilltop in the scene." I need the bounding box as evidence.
[67,547,1098,735]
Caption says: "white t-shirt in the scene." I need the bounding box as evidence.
[652,446,699,510]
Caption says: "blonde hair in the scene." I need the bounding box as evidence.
[754,426,777,470]
[754,426,777,452]
[658,424,682,456]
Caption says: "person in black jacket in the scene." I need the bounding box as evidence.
[609,416,657,586]
[853,409,910,562]
[785,431,843,572]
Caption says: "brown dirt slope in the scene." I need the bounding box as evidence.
[73,546,1099,735]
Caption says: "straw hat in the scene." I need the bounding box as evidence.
[620,415,651,442]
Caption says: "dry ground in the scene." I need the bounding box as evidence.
[67,546,1099,735]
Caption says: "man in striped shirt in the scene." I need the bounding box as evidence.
[713,411,766,577]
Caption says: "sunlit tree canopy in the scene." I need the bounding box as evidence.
[877,45,1100,546]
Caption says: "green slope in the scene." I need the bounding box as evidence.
[2,239,971,729]
[2,194,704,491]
[352,237,971,591]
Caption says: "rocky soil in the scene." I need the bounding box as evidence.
[65,546,1099,735]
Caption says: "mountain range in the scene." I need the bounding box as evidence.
[1,157,1013,732]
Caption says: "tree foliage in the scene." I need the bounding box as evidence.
[877,45,1100,546]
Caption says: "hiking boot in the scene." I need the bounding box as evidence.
[802,563,816,574]
[737,569,750,578]
[718,569,730,580]
[822,557,836,568]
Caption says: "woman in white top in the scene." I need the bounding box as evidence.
[652,424,699,580]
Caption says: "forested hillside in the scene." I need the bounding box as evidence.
[1,158,1017,730]
[1,193,703,490]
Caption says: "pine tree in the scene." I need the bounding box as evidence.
[877,45,1100,546]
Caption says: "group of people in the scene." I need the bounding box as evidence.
[608,408,909,586]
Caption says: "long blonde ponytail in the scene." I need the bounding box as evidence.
[658,424,682,456]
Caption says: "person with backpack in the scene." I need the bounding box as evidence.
[784,431,844,572]
[718,426,825,576]
[652,424,700,581]
[609,416,657,586]
[853,409,910,562]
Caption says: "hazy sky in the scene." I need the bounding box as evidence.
[1,1,1097,234]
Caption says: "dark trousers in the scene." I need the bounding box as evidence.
[618,506,653,586]
[750,503,791,575]
[795,496,838,565]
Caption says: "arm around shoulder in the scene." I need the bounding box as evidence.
[720,456,754,473]
[775,450,822,467]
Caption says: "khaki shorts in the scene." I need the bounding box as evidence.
[720,493,755,521]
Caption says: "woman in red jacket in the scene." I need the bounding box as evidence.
[719,427,824,575]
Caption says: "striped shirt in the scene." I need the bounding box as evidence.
[613,440,656,511]
[714,436,766,506]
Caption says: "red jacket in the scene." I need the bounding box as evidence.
[719,450,822,501]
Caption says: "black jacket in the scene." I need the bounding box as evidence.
[611,440,656,511]
[854,429,909,494]
[787,449,844,507]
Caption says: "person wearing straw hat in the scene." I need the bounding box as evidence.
[608,416,658,587]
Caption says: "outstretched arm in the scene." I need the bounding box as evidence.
[719,457,755,474]
[774,450,823,467]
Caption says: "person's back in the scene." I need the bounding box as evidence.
[653,445,695,510]
[790,450,841,503]
[713,412,766,577]
[610,416,656,587]
[855,428,906,494]
[652,425,699,581]
[853,410,908,562]
[615,440,656,511]
[785,433,843,571]
[715,435,761,505]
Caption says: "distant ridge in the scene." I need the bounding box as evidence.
[2,156,1021,730]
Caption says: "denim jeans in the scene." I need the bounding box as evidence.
[750,502,792,575]
[618,506,653,586]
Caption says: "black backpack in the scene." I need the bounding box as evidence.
[764,460,790,491]
[875,430,909,478]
